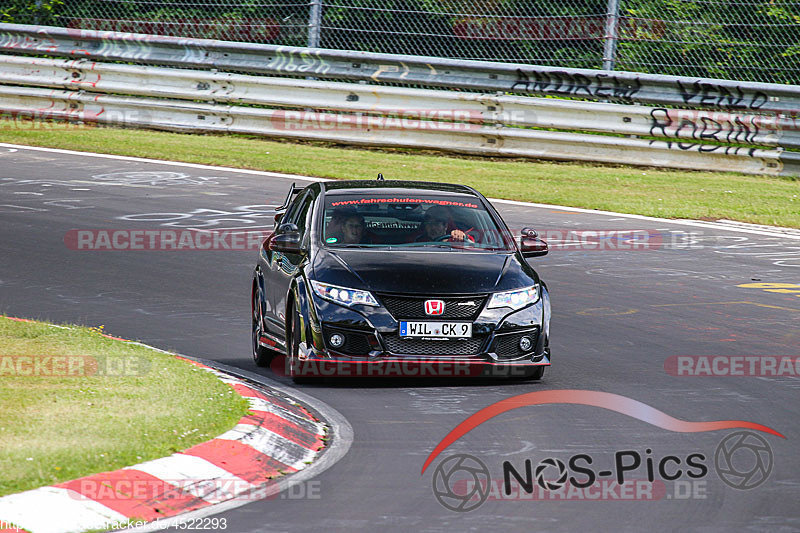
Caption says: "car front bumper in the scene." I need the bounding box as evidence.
[289,354,550,378]
[298,292,550,377]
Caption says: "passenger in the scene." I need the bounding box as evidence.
[325,209,356,240]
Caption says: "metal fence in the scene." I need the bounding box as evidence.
[1,24,798,176]
[2,1,798,85]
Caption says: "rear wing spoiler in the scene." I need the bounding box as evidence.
[276,183,304,212]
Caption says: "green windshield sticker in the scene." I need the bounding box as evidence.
[326,237,338,243]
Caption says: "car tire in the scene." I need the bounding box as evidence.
[252,285,275,367]
[523,365,546,381]
[522,344,550,381]
[288,298,316,384]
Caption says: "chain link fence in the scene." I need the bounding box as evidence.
[2,0,798,85]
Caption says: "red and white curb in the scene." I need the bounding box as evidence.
[0,334,328,533]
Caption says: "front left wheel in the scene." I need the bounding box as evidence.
[523,365,545,381]
[252,285,275,367]
[521,344,550,381]
[287,298,317,384]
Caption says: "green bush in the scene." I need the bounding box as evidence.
[3,0,797,84]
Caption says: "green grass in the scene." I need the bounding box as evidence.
[1,125,799,227]
[0,316,249,497]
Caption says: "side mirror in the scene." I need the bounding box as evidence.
[520,228,548,257]
[270,232,303,254]
[270,222,303,253]
[277,222,298,233]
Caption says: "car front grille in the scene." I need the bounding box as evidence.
[376,294,487,320]
[382,335,485,356]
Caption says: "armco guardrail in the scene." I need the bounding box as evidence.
[2,56,798,151]
[1,85,792,176]
[0,23,799,176]
[2,23,799,114]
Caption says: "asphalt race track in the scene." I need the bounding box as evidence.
[1,144,798,532]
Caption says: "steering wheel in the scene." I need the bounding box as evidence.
[433,232,475,245]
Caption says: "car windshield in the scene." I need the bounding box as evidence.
[321,193,515,251]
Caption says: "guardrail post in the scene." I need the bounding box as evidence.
[34,0,43,25]
[308,0,322,48]
[602,0,620,71]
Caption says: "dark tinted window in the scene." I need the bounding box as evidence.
[280,189,306,228]
[292,192,314,236]
[321,193,514,251]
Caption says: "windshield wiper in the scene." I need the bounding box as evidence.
[330,244,375,249]
[401,243,454,249]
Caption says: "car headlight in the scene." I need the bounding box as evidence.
[487,285,539,310]
[310,281,379,307]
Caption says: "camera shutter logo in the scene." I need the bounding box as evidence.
[715,431,774,490]
[535,457,568,491]
[431,454,491,512]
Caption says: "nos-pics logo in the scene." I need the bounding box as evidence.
[431,431,774,512]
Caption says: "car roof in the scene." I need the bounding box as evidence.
[320,179,479,197]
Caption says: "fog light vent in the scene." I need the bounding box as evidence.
[519,336,533,352]
[329,333,345,348]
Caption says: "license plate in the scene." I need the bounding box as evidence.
[399,321,472,339]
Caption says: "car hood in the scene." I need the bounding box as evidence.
[312,248,539,294]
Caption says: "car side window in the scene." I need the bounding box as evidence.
[280,191,306,227]
[290,192,314,238]
[279,192,302,229]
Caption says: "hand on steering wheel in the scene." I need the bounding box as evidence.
[433,230,474,244]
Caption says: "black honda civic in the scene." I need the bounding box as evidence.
[251,178,551,382]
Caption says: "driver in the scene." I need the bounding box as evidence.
[417,205,474,243]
